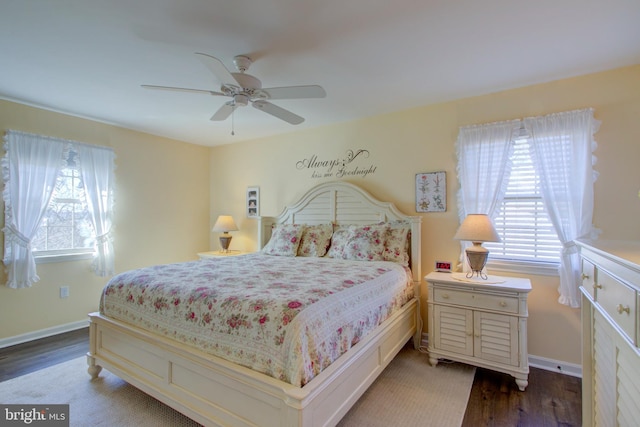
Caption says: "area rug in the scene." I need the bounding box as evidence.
[0,345,475,427]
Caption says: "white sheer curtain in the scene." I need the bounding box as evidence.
[2,131,66,288]
[455,120,520,271]
[524,108,599,307]
[77,144,116,277]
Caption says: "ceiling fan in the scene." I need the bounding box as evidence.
[142,53,326,125]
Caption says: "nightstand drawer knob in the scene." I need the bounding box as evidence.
[499,301,507,307]
[617,304,630,315]
[593,283,602,290]
[581,273,590,280]
[441,293,450,299]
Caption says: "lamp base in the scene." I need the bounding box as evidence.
[219,234,232,253]
[465,243,489,280]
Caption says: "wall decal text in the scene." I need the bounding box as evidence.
[296,149,378,179]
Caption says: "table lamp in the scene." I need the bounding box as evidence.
[454,214,500,279]
[212,215,238,253]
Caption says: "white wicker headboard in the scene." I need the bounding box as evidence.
[258,181,422,284]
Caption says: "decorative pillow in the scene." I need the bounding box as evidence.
[326,226,351,258]
[383,221,411,267]
[297,224,333,257]
[262,224,306,256]
[341,224,390,261]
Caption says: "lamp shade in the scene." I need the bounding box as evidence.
[454,214,500,243]
[212,215,238,233]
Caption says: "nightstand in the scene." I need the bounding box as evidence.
[197,250,250,259]
[425,271,532,391]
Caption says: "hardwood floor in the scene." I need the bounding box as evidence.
[0,328,88,382]
[462,366,582,427]
[0,329,582,426]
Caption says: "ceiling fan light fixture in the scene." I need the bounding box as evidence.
[234,94,249,106]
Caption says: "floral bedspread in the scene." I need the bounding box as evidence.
[99,253,413,386]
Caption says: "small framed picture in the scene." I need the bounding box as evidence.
[416,172,446,212]
[246,186,260,217]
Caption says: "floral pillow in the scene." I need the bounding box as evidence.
[341,224,390,261]
[326,226,351,258]
[383,222,411,267]
[297,224,333,257]
[262,224,306,256]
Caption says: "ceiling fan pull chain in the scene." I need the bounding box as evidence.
[231,105,235,136]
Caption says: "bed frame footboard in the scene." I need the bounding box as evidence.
[87,297,417,427]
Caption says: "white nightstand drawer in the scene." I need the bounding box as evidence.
[433,288,519,314]
[597,270,637,344]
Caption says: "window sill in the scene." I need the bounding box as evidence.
[487,259,559,277]
[34,252,95,264]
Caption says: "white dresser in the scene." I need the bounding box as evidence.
[577,239,640,427]
[425,271,531,391]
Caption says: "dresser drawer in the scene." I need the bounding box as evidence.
[581,259,596,299]
[433,288,519,314]
[597,270,637,344]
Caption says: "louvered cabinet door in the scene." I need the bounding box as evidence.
[473,311,519,366]
[616,334,640,426]
[433,305,474,356]
[592,310,617,426]
[592,309,640,427]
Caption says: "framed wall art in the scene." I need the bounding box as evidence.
[246,186,260,217]
[416,172,446,212]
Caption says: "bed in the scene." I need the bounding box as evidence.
[87,181,422,427]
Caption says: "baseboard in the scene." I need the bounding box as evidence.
[528,354,582,378]
[0,320,89,349]
[421,332,581,378]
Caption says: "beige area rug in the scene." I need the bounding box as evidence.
[0,346,475,427]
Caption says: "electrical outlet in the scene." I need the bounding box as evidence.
[59,286,70,298]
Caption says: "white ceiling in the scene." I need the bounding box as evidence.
[1,0,639,147]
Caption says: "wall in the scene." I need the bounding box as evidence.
[210,64,640,366]
[0,100,211,341]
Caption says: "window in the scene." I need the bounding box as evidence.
[484,137,563,274]
[456,110,597,306]
[3,130,115,288]
[32,150,95,261]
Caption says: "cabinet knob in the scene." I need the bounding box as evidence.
[617,304,631,315]
[441,293,449,299]
[593,283,602,290]
[581,273,590,280]
[499,301,507,307]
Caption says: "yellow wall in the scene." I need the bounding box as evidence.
[0,100,211,339]
[210,64,640,365]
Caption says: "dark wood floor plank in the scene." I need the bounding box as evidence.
[0,328,88,382]
[0,329,582,426]
[462,367,582,427]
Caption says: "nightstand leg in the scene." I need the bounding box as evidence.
[515,377,528,391]
[428,355,439,367]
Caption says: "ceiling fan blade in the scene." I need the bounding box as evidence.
[195,53,239,88]
[211,102,235,121]
[252,100,304,125]
[261,85,326,100]
[141,84,225,96]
